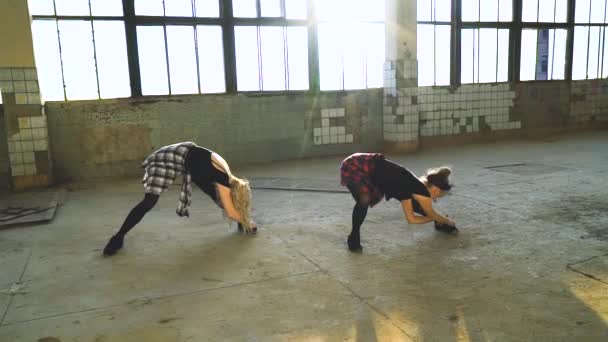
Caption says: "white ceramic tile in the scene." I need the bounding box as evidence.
[24,163,37,176]
[30,116,46,128]
[15,93,28,104]
[34,139,48,151]
[21,141,34,152]
[12,164,25,176]
[20,128,33,140]
[22,151,35,163]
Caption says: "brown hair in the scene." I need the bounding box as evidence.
[229,176,253,232]
[424,166,453,191]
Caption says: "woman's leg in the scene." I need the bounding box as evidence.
[103,193,159,256]
[346,184,370,252]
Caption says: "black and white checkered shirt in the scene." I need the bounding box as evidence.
[142,142,196,217]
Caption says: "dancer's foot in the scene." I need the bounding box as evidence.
[103,235,124,256]
[347,234,363,252]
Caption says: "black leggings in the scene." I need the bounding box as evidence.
[114,193,159,238]
[347,184,371,241]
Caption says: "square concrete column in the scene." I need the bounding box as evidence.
[0,0,52,190]
[383,0,420,152]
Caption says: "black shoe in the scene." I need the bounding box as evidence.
[103,235,124,256]
[347,234,363,252]
[434,222,459,234]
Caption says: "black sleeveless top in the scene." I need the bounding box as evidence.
[185,146,230,202]
[371,158,430,201]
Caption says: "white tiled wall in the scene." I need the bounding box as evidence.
[313,107,354,145]
[418,84,520,136]
[0,68,42,105]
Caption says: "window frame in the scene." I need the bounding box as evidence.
[30,0,388,99]
[416,0,581,86]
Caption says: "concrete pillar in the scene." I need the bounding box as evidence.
[0,0,52,190]
[383,0,420,152]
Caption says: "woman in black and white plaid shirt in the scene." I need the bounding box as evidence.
[102,142,256,256]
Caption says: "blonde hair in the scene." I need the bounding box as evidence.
[229,175,253,232]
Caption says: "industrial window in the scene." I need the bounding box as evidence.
[461,0,512,22]
[522,0,568,23]
[461,29,510,83]
[520,29,567,80]
[572,0,608,80]
[417,0,451,86]
[29,0,130,101]
[233,0,309,92]
[316,0,385,90]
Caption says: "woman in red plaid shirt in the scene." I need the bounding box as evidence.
[340,153,456,252]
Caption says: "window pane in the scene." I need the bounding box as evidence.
[417,24,435,86]
[286,0,307,19]
[28,0,55,15]
[260,27,286,90]
[316,0,341,21]
[286,27,308,90]
[536,30,549,80]
[166,26,198,94]
[316,0,384,22]
[417,0,432,21]
[499,0,512,22]
[522,0,538,22]
[603,29,608,78]
[93,21,130,99]
[233,0,257,17]
[365,23,385,88]
[434,0,451,21]
[575,0,591,23]
[554,0,568,22]
[549,29,567,79]
[461,29,475,83]
[343,24,366,90]
[520,29,538,80]
[90,0,123,16]
[590,0,606,23]
[58,21,98,100]
[497,29,509,82]
[479,29,498,83]
[235,26,261,91]
[480,0,499,22]
[31,20,64,101]
[136,0,164,15]
[197,26,225,93]
[195,0,220,17]
[462,0,479,21]
[137,26,169,95]
[435,25,450,85]
[55,0,89,15]
[538,0,555,22]
[318,23,343,90]
[261,0,282,17]
[572,26,589,79]
[588,26,601,78]
[165,0,194,16]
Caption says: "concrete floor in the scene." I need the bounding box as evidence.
[1,132,607,342]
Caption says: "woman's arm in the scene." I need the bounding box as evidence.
[402,200,435,224]
[410,195,455,226]
[216,184,241,222]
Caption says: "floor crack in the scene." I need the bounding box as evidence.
[566,253,608,285]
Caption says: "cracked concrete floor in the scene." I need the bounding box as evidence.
[1,131,607,341]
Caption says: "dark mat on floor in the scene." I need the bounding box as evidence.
[0,190,62,227]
